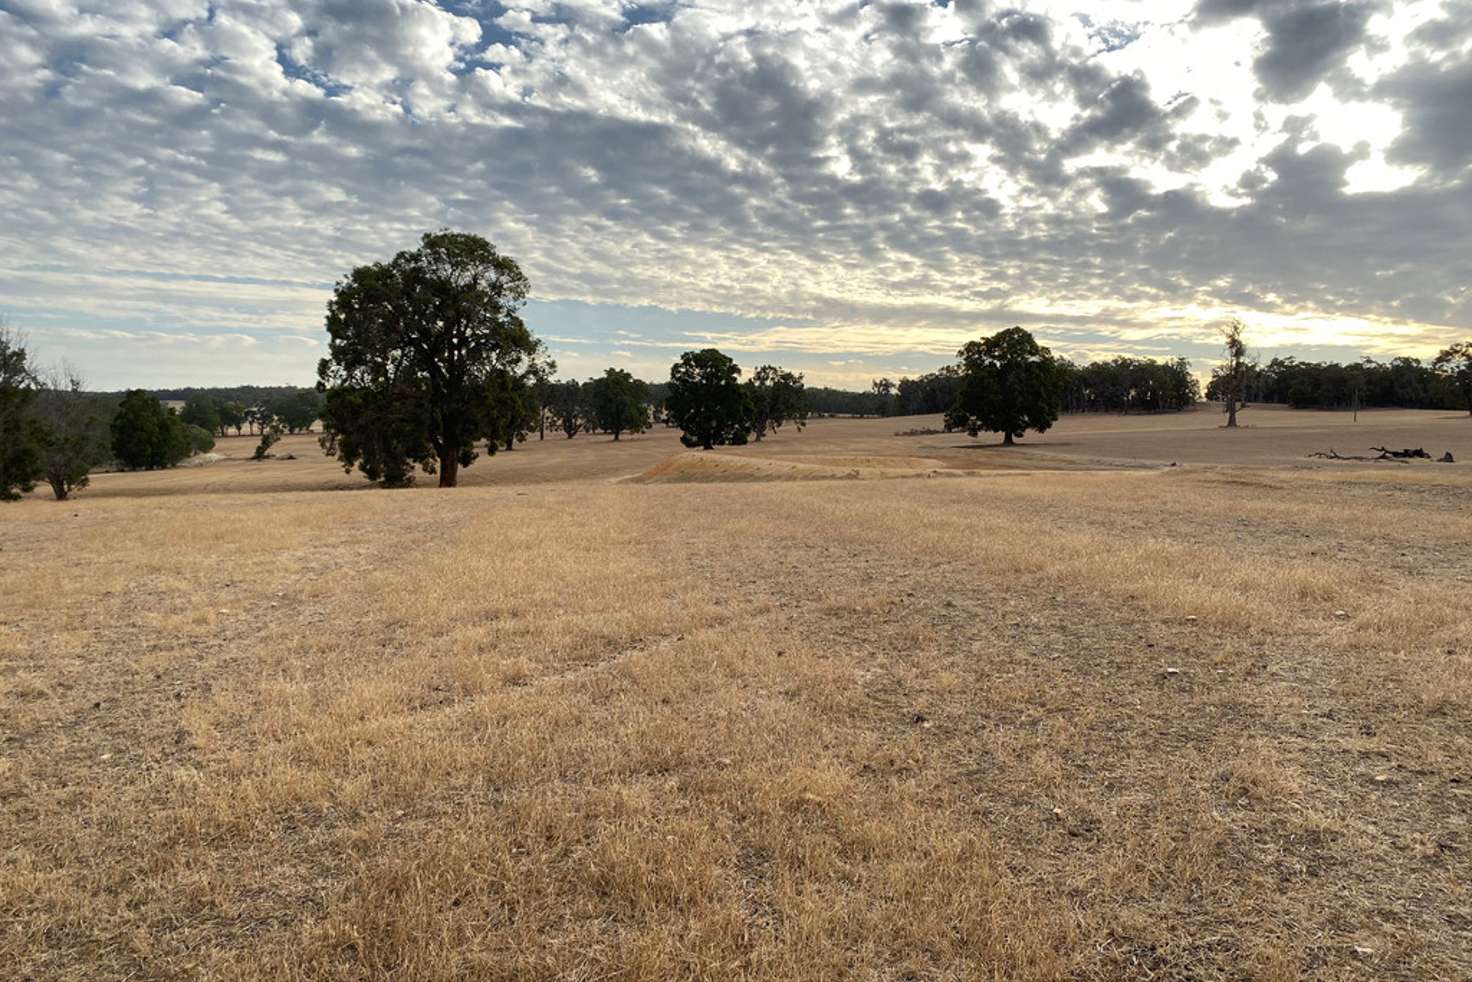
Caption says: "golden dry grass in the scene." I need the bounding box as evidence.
[2,407,1470,979]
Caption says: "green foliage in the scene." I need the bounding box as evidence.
[1200,353,1466,412]
[1434,342,1472,415]
[486,345,554,450]
[0,324,44,501]
[529,362,559,441]
[893,366,963,416]
[36,368,107,501]
[186,425,216,455]
[1056,356,1198,413]
[586,367,650,441]
[270,390,324,434]
[553,379,584,438]
[746,365,808,440]
[252,420,284,460]
[110,389,191,470]
[666,349,753,450]
[180,394,221,434]
[944,326,1062,445]
[316,380,424,484]
[218,400,246,436]
[317,230,541,487]
[802,385,890,417]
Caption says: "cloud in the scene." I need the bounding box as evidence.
[1253,1,1377,102]
[0,0,1466,390]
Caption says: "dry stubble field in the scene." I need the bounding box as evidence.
[2,406,1471,980]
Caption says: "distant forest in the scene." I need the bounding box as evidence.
[1204,356,1466,412]
[143,349,1467,421]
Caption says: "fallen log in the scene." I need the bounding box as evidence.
[1371,446,1431,459]
[1307,448,1405,462]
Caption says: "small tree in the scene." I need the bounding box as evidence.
[111,390,191,470]
[587,367,651,441]
[0,322,44,500]
[747,365,808,441]
[945,326,1061,445]
[553,379,584,438]
[666,348,753,450]
[1216,318,1248,428]
[35,365,106,501]
[187,425,216,455]
[1434,341,1472,416]
[252,420,284,460]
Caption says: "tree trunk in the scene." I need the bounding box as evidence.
[1226,398,1238,428]
[438,452,459,488]
[613,431,620,441]
[1002,432,1014,446]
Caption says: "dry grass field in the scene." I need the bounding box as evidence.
[3,405,1470,979]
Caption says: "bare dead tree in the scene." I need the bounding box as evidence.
[1219,318,1247,428]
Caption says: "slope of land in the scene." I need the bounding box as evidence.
[2,407,1469,979]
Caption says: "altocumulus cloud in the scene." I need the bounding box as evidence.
[1,0,1469,388]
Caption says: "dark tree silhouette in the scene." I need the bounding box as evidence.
[1216,318,1248,428]
[317,231,540,487]
[1435,341,1472,416]
[111,390,191,470]
[0,322,44,500]
[666,349,753,450]
[36,365,106,500]
[746,365,808,440]
[552,380,585,438]
[587,367,650,441]
[945,327,1061,445]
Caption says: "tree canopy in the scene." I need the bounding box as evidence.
[552,379,584,438]
[271,390,324,434]
[1434,342,1472,416]
[666,348,753,450]
[587,367,650,441]
[1,324,44,501]
[944,327,1061,445]
[110,389,192,470]
[36,366,107,501]
[746,365,808,440]
[316,230,541,487]
[180,394,221,435]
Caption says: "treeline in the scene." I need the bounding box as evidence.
[543,362,808,447]
[2,326,220,500]
[1205,355,1471,412]
[167,388,324,436]
[860,354,1199,418]
[1,319,339,500]
[1058,356,1199,413]
[311,231,817,487]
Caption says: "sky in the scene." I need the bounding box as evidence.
[1,0,1470,391]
